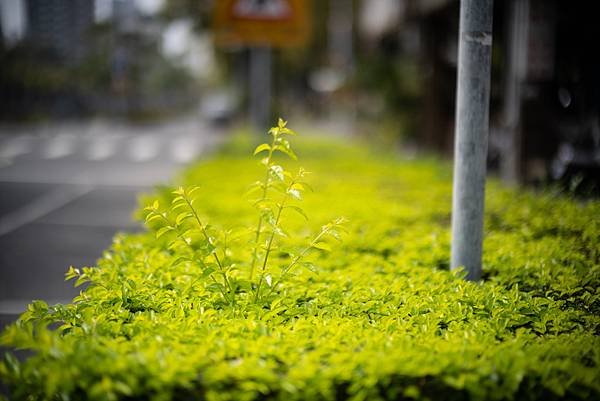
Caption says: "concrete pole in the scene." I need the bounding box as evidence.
[249,46,272,131]
[451,0,494,281]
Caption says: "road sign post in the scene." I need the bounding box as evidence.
[451,0,494,281]
[214,0,311,131]
[249,46,272,130]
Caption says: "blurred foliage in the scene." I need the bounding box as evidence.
[0,46,69,91]
[1,128,599,400]
[160,0,213,30]
[355,31,422,140]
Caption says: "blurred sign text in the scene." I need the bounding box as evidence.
[214,0,310,47]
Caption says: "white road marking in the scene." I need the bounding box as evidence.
[171,137,202,163]
[0,176,161,188]
[87,137,117,161]
[129,136,159,162]
[0,185,93,236]
[43,135,75,159]
[0,136,32,159]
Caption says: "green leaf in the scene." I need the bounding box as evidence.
[201,267,216,279]
[287,188,302,200]
[156,226,174,239]
[28,300,48,313]
[331,230,345,242]
[2,353,20,376]
[206,282,224,293]
[234,280,253,292]
[254,144,271,155]
[188,186,201,196]
[312,242,331,252]
[176,212,192,225]
[285,205,308,220]
[171,256,192,266]
[65,266,80,281]
[74,275,90,287]
[271,225,288,238]
[273,145,298,160]
[301,261,317,273]
[145,214,162,224]
[171,202,188,211]
[270,165,285,181]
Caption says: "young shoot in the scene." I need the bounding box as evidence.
[143,118,345,309]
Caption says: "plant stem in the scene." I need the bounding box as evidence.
[156,212,231,304]
[250,134,278,280]
[253,190,290,303]
[265,228,328,299]
[183,197,235,305]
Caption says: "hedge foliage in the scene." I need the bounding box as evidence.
[1,126,599,401]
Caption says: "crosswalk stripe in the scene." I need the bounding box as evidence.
[171,137,202,163]
[42,135,75,159]
[129,136,160,162]
[0,137,32,159]
[87,137,117,161]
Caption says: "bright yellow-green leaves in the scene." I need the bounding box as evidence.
[140,119,343,307]
[1,129,599,401]
[253,143,270,156]
[247,119,341,302]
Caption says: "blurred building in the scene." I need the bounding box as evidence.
[0,0,27,47]
[26,0,95,62]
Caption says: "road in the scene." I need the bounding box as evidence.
[0,117,223,330]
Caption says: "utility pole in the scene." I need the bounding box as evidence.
[451,0,494,281]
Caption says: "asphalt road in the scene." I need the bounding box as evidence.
[0,117,223,330]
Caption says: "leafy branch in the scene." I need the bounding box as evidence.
[144,192,235,305]
[249,118,298,281]
[143,118,345,308]
[265,217,347,299]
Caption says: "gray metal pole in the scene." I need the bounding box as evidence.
[451,0,494,281]
[249,46,272,131]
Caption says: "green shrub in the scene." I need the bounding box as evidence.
[1,121,599,401]
[141,118,345,309]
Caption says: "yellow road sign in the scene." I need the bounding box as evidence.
[214,0,311,48]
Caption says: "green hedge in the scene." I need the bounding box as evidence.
[1,128,599,401]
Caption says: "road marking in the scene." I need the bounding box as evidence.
[0,185,93,236]
[87,137,117,161]
[0,136,32,159]
[43,135,75,159]
[171,137,202,163]
[0,176,166,188]
[129,136,159,162]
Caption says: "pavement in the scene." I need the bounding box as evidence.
[0,116,224,331]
